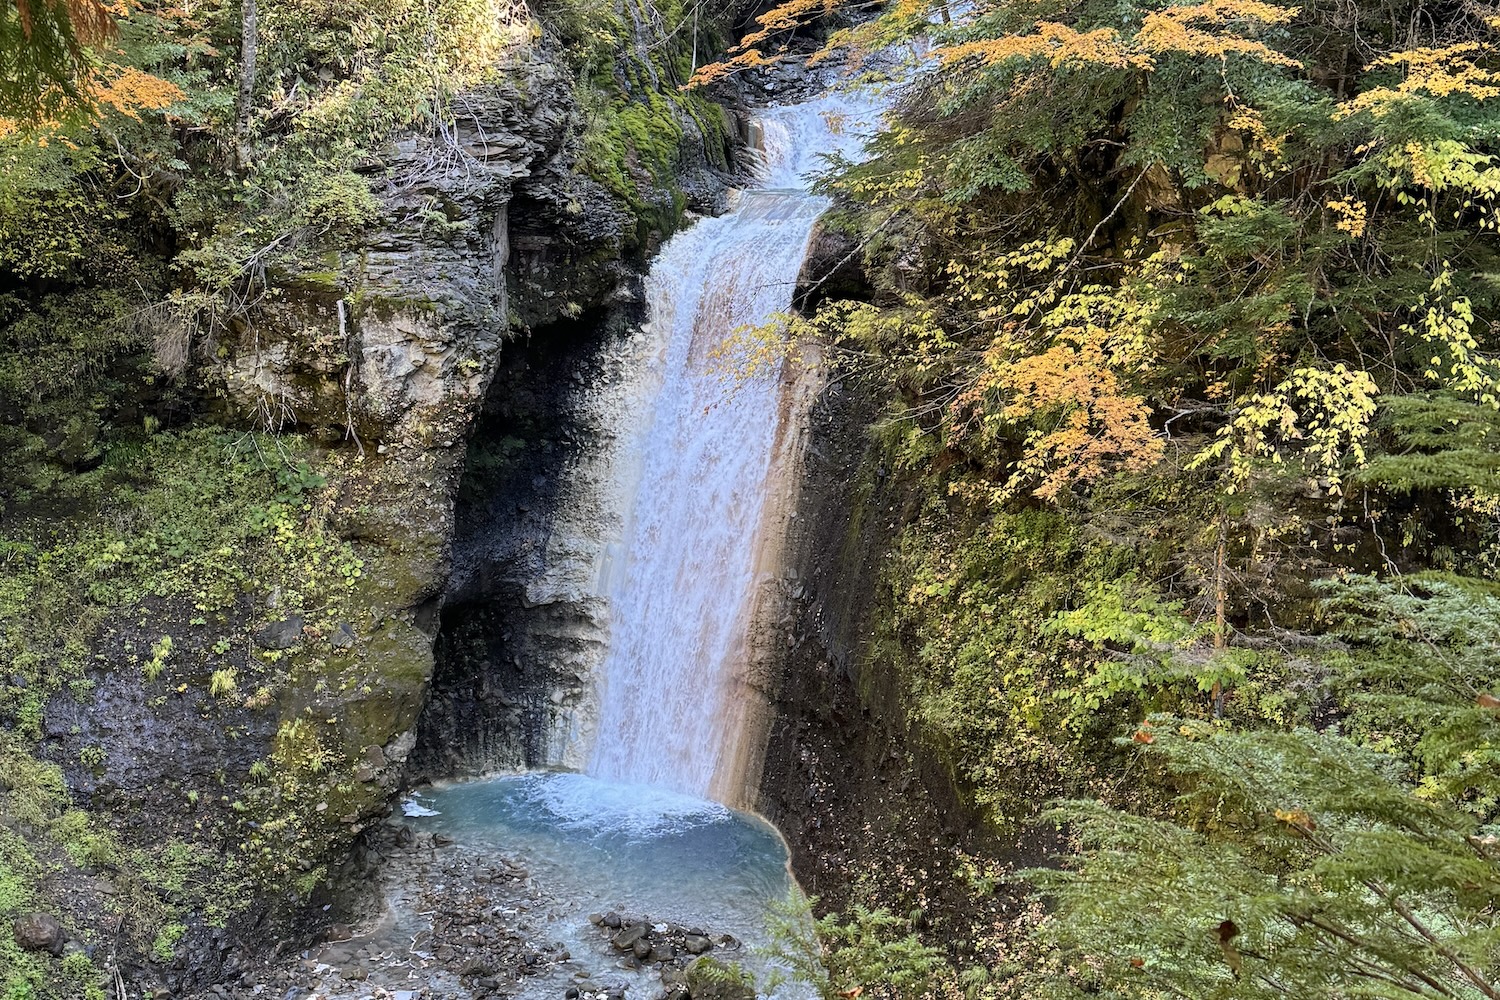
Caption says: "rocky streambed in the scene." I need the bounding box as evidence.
[185,774,803,1000]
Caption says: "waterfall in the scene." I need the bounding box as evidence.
[585,91,882,798]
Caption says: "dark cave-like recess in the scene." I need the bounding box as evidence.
[407,302,629,782]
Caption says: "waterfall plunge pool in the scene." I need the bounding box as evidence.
[390,773,811,998]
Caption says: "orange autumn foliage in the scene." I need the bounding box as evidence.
[739,0,845,50]
[0,0,180,134]
[950,338,1164,500]
[0,61,181,136]
[86,63,181,117]
[688,0,851,86]
[937,23,1140,71]
[690,0,1300,88]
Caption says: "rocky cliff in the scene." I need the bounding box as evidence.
[14,19,743,996]
[750,231,1059,952]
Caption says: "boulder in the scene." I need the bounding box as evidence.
[254,616,305,650]
[610,924,646,951]
[13,912,66,956]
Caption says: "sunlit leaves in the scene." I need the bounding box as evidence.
[1339,33,1500,120]
[1405,268,1500,408]
[1189,364,1379,494]
[938,1,1301,73]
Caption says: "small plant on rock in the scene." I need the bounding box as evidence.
[142,635,172,681]
[208,668,237,699]
[151,923,186,963]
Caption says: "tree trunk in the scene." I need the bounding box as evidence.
[235,0,257,165]
[1212,510,1227,718]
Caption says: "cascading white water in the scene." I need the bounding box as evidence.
[586,91,884,797]
[300,90,891,1000]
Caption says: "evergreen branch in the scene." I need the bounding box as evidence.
[1379,891,1498,999]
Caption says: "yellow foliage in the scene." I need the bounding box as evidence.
[937,23,1140,71]
[1406,268,1500,408]
[1338,39,1500,118]
[1135,0,1300,68]
[1189,364,1380,493]
[1227,104,1289,166]
[936,0,1300,72]
[1326,197,1368,238]
[1372,139,1500,238]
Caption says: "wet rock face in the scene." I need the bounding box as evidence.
[795,220,874,313]
[753,376,994,909]
[407,305,630,780]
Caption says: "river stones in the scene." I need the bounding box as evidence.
[600,913,720,972]
[610,924,647,951]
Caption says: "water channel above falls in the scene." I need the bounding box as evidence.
[327,89,887,1000]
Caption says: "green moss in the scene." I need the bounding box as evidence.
[571,2,734,247]
[0,737,125,999]
[0,428,364,714]
[150,923,186,963]
[0,424,389,978]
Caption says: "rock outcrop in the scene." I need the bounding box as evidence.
[30,18,742,996]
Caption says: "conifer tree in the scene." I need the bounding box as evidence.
[1030,720,1500,999]
[0,0,112,119]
